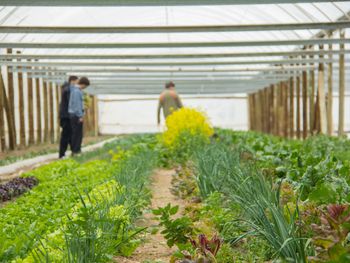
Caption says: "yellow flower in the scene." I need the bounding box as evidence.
[161,107,214,149]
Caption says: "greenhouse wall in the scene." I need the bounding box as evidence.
[98,95,248,134]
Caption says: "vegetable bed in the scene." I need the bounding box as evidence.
[2,108,350,263]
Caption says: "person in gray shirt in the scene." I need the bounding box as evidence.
[68,77,90,155]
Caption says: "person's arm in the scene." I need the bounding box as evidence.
[175,93,183,108]
[78,91,84,121]
[157,99,162,125]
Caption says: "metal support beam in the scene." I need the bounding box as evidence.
[0,50,347,60]
[9,65,316,74]
[0,38,348,49]
[0,58,337,68]
[1,21,349,34]
[1,0,345,6]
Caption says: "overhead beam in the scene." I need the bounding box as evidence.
[0,38,348,49]
[0,0,344,6]
[1,21,349,34]
[0,58,336,67]
[1,50,347,60]
[10,65,316,74]
[28,73,294,79]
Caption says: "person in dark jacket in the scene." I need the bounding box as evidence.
[59,75,78,158]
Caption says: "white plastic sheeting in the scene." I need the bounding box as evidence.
[98,95,248,134]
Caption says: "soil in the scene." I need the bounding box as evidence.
[0,135,111,162]
[0,135,113,184]
[115,169,186,263]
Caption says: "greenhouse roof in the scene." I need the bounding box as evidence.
[0,0,349,94]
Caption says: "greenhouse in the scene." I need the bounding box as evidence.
[0,1,350,262]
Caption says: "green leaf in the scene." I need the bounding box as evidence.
[308,183,337,204]
[170,205,179,215]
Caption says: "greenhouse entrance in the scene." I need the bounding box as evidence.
[0,1,350,263]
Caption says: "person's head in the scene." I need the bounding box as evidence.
[77,77,90,90]
[68,75,78,85]
[165,81,175,90]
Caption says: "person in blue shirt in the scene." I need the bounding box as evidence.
[68,77,90,155]
[59,75,78,158]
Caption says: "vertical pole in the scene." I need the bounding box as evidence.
[56,84,60,141]
[6,49,16,149]
[318,45,327,134]
[27,60,35,145]
[302,70,308,139]
[338,30,345,136]
[289,77,294,138]
[49,82,55,143]
[296,76,301,139]
[265,88,271,134]
[327,33,333,136]
[284,81,289,138]
[248,94,252,130]
[1,72,16,150]
[256,91,262,132]
[17,51,26,148]
[43,80,49,143]
[0,73,5,151]
[269,86,274,135]
[309,69,315,135]
[35,73,42,143]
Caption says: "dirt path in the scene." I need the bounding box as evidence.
[115,169,185,263]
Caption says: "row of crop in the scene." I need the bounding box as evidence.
[156,107,350,262]
[0,134,159,263]
[193,130,350,262]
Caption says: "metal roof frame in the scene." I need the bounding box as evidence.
[1,38,348,49]
[1,0,346,6]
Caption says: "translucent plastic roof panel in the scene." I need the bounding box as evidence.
[0,1,349,94]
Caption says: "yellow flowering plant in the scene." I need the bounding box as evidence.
[161,108,214,163]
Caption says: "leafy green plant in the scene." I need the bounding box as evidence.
[153,204,196,248]
[179,234,223,263]
[309,204,350,262]
[195,142,310,262]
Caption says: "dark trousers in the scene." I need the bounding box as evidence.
[59,118,72,158]
[70,116,83,154]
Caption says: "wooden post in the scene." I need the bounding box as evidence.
[49,82,55,143]
[17,51,26,148]
[278,83,283,137]
[269,86,274,135]
[0,73,5,151]
[260,89,266,133]
[327,33,333,136]
[35,75,42,143]
[289,77,294,138]
[6,49,16,149]
[309,69,315,135]
[56,84,61,141]
[1,72,16,150]
[283,82,289,138]
[256,91,263,132]
[248,94,253,130]
[266,88,270,133]
[302,71,308,139]
[273,85,278,136]
[43,80,49,142]
[6,49,15,120]
[27,60,35,145]
[296,76,301,139]
[94,95,99,136]
[318,45,327,134]
[338,30,345,136]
